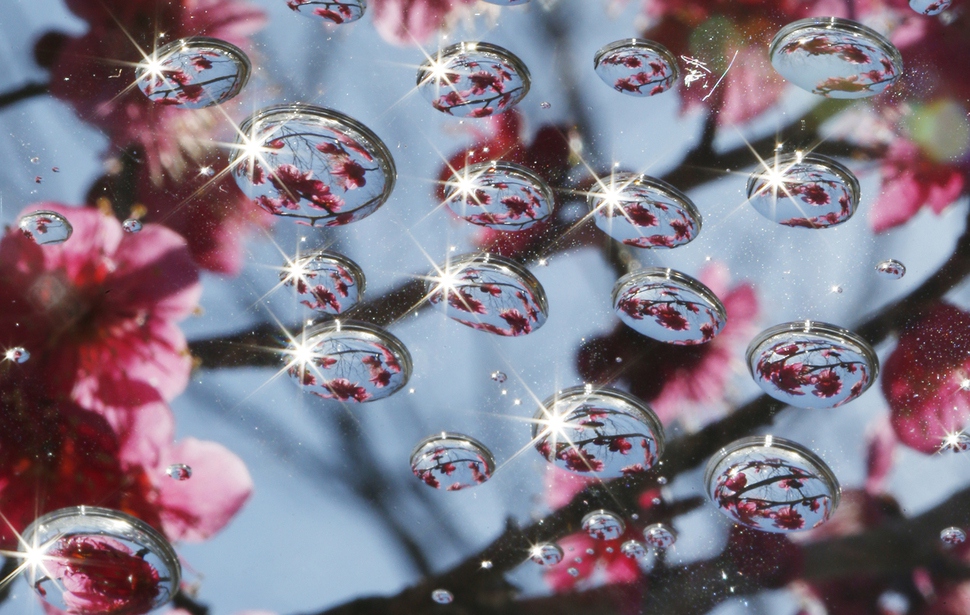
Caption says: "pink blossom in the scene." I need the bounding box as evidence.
[370,0,476,45]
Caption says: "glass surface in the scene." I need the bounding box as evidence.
[1,0,969,614]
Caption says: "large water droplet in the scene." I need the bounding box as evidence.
[940,432,970,453]
[642,523,677,549]
[746,321,878,408]
[287,0,366,23]
[581,510,625,540]
[431,589,454,604]
[410,433,495,491]
[530,543,563,566]
[588,172,700,249]
[613,268,726,345]
[427,253,548,336]
[417,42,530,117]
[165,464,192,481]
[286,320,412,403]
[136,37,250,108]
[746,153,859,228]
[594,39,678,97]
[909,0,951,14]
[122,219,143,233]
[19,210,72,245]
[705,436,841,533]
[941,527,966,545]
[21,507,180,615]
[444,161,553,230]
[281,250,364,315]
[620,540,647,559]
[533,386,664,477]
[231,104,395,227]
[769,18,902,99]
[4,347,29,364]
[875,259,906,280]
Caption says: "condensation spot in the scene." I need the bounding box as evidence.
[594,39,679,97]
[417,42,530,118]
[19,210,73,245]
[410,433,495,491]
[431,589,454,604]
[136,37,250,108]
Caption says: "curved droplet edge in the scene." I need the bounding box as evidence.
[592,38,681,88]
[585,172,703,242]
[611,267,728,340]
[410,432,497,477]
[415,40,532,102]
[744,152,861,225]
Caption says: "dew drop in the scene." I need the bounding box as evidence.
[573,557,582,563]
[642,523,677,549]
[165,464,192,481]
[605,547,614,553]
[746,153,859,228]
[4,347,29,364]
[614,268,726,345]
[417,42,530,117]
[281,250,364,315]
[705,436,840,533]
[34,176,42,184]
[651,497,662,506]
[431,589,453,604]
[657,476,668,485]
[593,39,678,97]
[444,161,554,231]
[19,210,73,245]
[581,510,625,540]
[30,157,39,164]
[480,560,493,570]
[832,286,843,294]
[52,167,59,172]
[875,259,906,280]
[585,548,595,555]
[122,219,143,233]
[288,0,366,22]
[136,37,251,108]
[621,540,647,559]
[529,543,563,566]
[411,433,495,491]
[588,173,701,249]
[567,567,579,577]
[199,166,215,177]
[909,0,951,13]
[941,527,966,546]
[540,101,551,109]
[939,432,970,453]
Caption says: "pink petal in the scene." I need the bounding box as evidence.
[864,415,896,494]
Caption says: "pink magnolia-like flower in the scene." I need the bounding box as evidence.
[0,204,201,428]
[370,0,476,45]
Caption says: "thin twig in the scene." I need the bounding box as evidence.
[0,82,48,110]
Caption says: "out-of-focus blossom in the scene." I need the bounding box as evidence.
[0,204,201,427]
[864,415,897,495]
[371,0,476,45]
[578,263,758,429]
[881,302,970,453]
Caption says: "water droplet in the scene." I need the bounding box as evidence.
[877,591,909,615]
[165,464,192,481]
[199,166,215,177]
[444,161,554,231]
[621,540,647,559]
[287,0,366,22]
[746,321,877,408]
[431,589,453,604]
[705,436,841,533]
[4,347,29,364]
[573,557,582,563]
[30,157,39,164]
[136,37,250,108]
[642,523,677,549]
[747,153,859,228]
[427,253,548,336]
[533,386,664,477]
[19,210,73,245]
[231,104,395,227]
[605,547,614,553]
[875,259,906,280]
[585,548,595,555]
[909,0,951,14]
[651,497,662,506]
[417,42,530,117]
[941,527,966,545]
[657,476,668,485]
[581,510,625,540]
[588,172,701,249]
[52,167,59,173]
[593,39,678,97]
[613,268,726,345]
[410,433,495,491]
[529,543,563,566]
[34,176,42,184]
[122,219,143,233]
[939,432,970,453]
[286,320,412,403]
[540,101,551,109]
[21,506,180,613]
[480,560,493,569]
[281,250,364,315]
[769,18,902,99]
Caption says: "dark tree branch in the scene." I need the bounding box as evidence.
[0,82,48,110]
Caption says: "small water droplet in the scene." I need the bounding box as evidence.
[832,285,843,294]
[445,161,554,231]
[411,433,495,490]
[5,347,30,364]
[573,557,582,563]
[614,268,726,345]
[431,589,453,604]
[165,464,192,480]
[122,219,143,233]
[417,42,530,117]
[19,210,73,245]
[594,39,678,97]
[605,547,613,554]
[651,497,662,506]
[877,591,909,615]
[588,173,701,249]
[909,0,952,13]
[615,356,623,363]
[642,523,677,549]
[281,250,365,315]
[199,166,215,177]
[875,259,906,280]
[567,567,579,577]
[51,167,59,173]
[585,548,595,555]
[540,101,551,109]
[939,432,970,453]
[581,510,625,540]
[30,157,39,164]
[746,153,859,228]
[491,371,507,383]
[657,476,668,485]
[621,540,647,559]
[480,560,492,569]
[941,527,966,545]
[529,543,563,566]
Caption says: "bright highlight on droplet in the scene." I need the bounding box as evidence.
[165,464,192,481]
[122,219,143,233]
[941,526,966,546]
[746,153,860,228]
[581,510,625,540]
[529,543,563,566]
[875,259,906,280]
[4,347,29,364]
[642,523,677,549]
[417,42,531,118]
[136,37,251,108]
[431,589,454,604]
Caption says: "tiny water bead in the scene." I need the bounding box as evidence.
[231,104,396,227]
[427,253,548,336]
[941,527,966,545]
[582,510,626,540]
[4,347,29,363]
[876,259,906,280]
[490,371,507,383]
[567,567,580,577]
[21,506,181,615]
[529,543,564,566]
[136,37,250,108]
[281,250,365,315]
[613,268,727,345]
[431,589,454,605]
[286,0,366,23]
[746,153,860,228]
[122,218,143,233]
[533,386,664,477]
[286,320,412,403]
[642,523,677,549]
[746,321,878,409]
[940,432,970,453]
[909,0,951,15]
[417,42,531,118]
[705,436,841,533]
[443,161,554,231]
[769,17,903,99]
[410,433,495,491]
[19,210,73,245]
[621,540,647,559]
[593,39,678,97]
[165,464,192,480]
[587,172,701,249]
